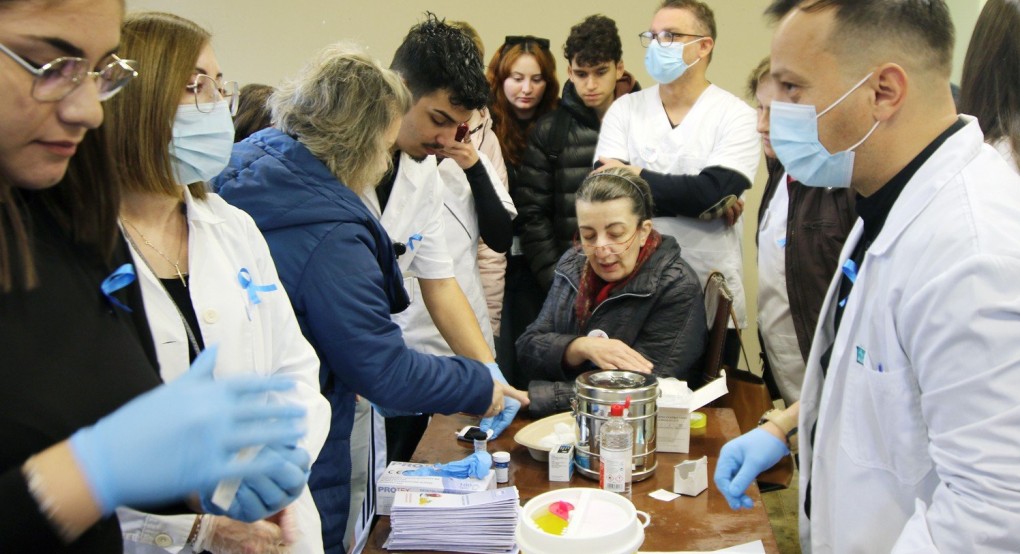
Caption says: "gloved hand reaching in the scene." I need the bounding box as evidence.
[201,444,310,522]
[403,452,492,479]
[479,362,522,439]
[713,428,789,510]
[69,346,307,514]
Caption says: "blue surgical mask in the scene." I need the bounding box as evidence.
[769,72,879,188]
[170,100,235,185]
[644,38,703,85]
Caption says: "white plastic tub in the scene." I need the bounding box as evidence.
[515,488,650,554]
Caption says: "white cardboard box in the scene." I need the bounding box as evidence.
[375,461,496,515]
[657,372,728,453]
[673,456,708,496]
[548,444,574,482]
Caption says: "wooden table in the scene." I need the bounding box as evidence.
[365,407,778,553]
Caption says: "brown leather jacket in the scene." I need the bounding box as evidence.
[756,157,857,362]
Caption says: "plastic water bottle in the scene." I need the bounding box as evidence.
[599,404,633,495]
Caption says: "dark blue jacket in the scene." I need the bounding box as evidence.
[213,128,492,553]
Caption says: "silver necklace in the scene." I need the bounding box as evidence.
[121,216,187,287]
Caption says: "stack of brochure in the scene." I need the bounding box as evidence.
[383,487,520,554]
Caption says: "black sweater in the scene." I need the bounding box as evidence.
[0,196,161,552]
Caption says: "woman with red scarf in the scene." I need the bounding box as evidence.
[517,167,707,417]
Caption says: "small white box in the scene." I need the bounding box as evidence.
[375,461,496,515]
[657,373,728,453]
[548,444,574,482]
[673,456,708,496]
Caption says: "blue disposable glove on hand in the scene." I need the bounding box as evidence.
[403,452,492,479]
[714,428,789,510]
[479,362,520,439]
[70,346,307,515]
[201,444,311,522]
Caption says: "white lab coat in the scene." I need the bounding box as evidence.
[992,137,1018,174]
[360,152,455,284]
[391,154,516,356]
[799,118,1020,553]
[595,84,760,326]
[118,189,331,554]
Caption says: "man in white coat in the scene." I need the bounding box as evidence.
[714,1,1020,552]
[594,0,760,367]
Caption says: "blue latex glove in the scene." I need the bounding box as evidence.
[201,444,311,522]
[714,428,789,510]
[70,346,307,515]
[402,452,492,479]
[478,362,520,439]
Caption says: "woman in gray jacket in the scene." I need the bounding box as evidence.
[516,168,706,416]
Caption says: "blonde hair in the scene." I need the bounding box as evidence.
[271,43,412,194]
[104,11,209,200]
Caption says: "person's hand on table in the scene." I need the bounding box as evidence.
[714,427,789,510]
[570,336,654,373]
[480,362,529,438]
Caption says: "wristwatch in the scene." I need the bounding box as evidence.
[759,408,799,454]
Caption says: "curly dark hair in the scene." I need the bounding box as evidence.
[563,14,623,67]
[390,12,489,110]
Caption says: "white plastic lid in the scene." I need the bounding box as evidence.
[493,451,511,463]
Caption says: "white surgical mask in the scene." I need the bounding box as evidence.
[170,100,235,185]
[769,72,879,188]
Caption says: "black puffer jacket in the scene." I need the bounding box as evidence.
[516,236,707,416]
[517,78,640,290]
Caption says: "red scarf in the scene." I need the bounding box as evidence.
[575,230,662,330]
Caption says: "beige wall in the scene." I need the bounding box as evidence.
[127,0,982,372]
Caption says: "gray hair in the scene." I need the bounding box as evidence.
[270,42,412,193]
[576,167,655,221]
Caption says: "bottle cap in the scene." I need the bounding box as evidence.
[691,411,707,429]
[493,451,511,463]
[610,404,625,417]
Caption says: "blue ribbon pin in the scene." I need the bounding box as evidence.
[237,268,277,305]
[406,233,423,251]
[838,259,859,308]
[101,263,136,312]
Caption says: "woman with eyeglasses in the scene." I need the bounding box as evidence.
[486,35,559,389]
[516,168,706,417]
[0,1,309,552]
[101,11,330,554]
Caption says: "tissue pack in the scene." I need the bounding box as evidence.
[657,373,728,453]
[376,461,496,515]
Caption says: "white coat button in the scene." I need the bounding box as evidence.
[202,309,219,324]
[154,533,173,547]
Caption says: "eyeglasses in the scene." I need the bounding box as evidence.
[185,74,239,115]
[638,31,706,48]
[574,229,641,256]
[0,42,137,102]
[503,35,551,51]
